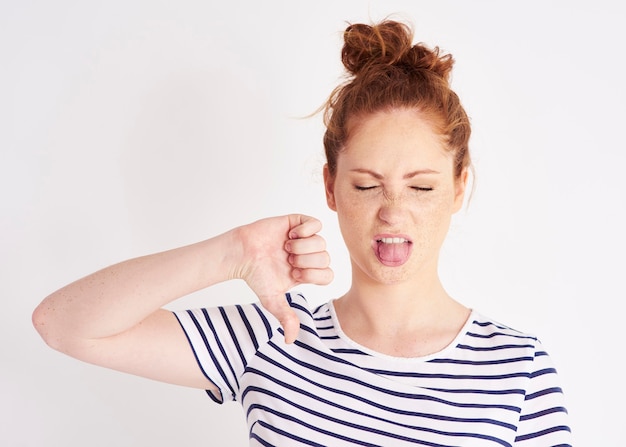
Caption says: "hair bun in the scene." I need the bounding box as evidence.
[341,20,454,80]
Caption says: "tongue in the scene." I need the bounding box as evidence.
[377,242,410,265]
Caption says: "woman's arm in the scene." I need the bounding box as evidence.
[32,214,332,390]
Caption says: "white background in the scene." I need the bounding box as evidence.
[2,1,623,445]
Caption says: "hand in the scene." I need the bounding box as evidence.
[233,214,333,343]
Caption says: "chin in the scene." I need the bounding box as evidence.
[367,265,413,285]
[352,257,421,286]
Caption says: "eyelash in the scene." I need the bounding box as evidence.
[412,186,433,192]
[354,186,433,192]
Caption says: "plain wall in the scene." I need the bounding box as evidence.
[2,1,624,445]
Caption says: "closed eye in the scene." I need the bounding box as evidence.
[411,186,433,192]
[355,185,378,191]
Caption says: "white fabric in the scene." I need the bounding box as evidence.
[174,293,571,446]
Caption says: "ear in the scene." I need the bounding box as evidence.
[452,168,469,213]
[323,164,337,211]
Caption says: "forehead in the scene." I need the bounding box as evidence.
[340,108,453,171]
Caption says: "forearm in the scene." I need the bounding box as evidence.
[34,213,332,353]
[33,228,241,347]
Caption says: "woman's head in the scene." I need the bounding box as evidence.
[323,19,471,180]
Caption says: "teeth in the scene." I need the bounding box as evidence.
[379,237,408,244]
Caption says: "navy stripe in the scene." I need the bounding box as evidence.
[423,387,525,396]
[237,304,259,350]
[428,356,534,366]
[457,343,535,352]
[473,320,511,329]
[331,347,368,354]
[261,343,522,412]
[311,302,326,314]
[467,331,536,340]
[252,303,272,339]
[183,310,235,400]
[200,308,239,396]
[320,335,341,340]
[243,369,519,432]
[291,302,312,317]
[248,433,275,447]
[525,387,564,401]
[472,320,524,333]
[220,307,247,367]
[365,368,531,381]
[174,298,570,446]
[529,367,557,379]
[298,323,319,337]
[173,312,223,403]
[253,421,325,446]
[520,406,569,421]
[248,403,455,447]
[514,425,571,442]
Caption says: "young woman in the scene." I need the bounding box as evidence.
[33,19,572,446]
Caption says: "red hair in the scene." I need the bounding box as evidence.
[323,20,471,179]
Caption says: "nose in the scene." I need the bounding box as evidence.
[377,191,406,226]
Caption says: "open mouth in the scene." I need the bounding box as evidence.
[377,237,410,244]
[373,236,412,266]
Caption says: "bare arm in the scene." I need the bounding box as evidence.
[32,215,332,390]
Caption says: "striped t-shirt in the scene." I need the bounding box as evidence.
[174,293,571,446]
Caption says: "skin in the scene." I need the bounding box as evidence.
[32,107,468,395]
[325,107,470,357]
[32,215,332,395]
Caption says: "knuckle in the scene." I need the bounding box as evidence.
[324,268,334,283]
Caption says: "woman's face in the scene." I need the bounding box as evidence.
[324,108,467,286]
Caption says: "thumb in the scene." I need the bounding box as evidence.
[261,295,300,344]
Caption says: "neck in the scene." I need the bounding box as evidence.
[333,267,470,357]
[340,275,451,329]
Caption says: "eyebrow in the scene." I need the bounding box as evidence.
[349,168,440,179]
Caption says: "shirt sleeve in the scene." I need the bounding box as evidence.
[514,338,572,446]
[173,302,277,404]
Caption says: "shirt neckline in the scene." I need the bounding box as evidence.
[326,299,476,363]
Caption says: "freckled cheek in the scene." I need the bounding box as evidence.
[334,198,374,246]
[415,208,454,249]
[336,203,371,232]
[404,195,452,227]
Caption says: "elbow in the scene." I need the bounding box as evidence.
[33,295,93,357]
[32,299,64,352]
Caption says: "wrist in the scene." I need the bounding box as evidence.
[222,225,248,282]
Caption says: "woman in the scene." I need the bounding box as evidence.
[33,19,571,446]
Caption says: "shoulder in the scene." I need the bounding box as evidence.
[456,311,547,371]
[285,292,328,338]
[461,311,566,384]
[466,311,539,344]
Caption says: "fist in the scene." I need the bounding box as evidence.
[234,214,333,342]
